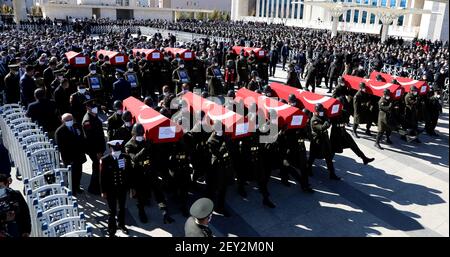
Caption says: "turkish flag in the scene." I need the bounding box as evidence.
[344,74,405,100]
[369,71,429,95]
[96,50,128,66]
[235,87,307,129]
[123,97,183,143]
[270,82,343,118]
[65,51,90,68]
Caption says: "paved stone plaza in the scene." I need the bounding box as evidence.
[9,65,449,237]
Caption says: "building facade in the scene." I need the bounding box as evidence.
[170,0,231,12]
[231,0,449,41]
[32,0,215,20]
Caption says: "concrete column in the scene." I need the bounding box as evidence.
[13,0,27,24]
[331,15,339,38]
[418,0,447,40]
[381,23,389,42]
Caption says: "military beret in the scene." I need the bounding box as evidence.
[190,198,214,219]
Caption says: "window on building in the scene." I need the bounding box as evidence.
[398,15,404,26]
[294,0,298,19]
[268,0,272,17]
[400,0,406,7]
[372,0,377,6]
[346,10,351,22]
[364,0,369,4]
[370,13,376,24]
[284,0,288,18]
[259,0,263,17]
[380,0,387,7]
[339,14,344,22]
[278,0,283,18]
[300,1,304,19]
[390,0,396,7]
[362,11,367,23]
[354,10,359,23]
[355,0,361,3]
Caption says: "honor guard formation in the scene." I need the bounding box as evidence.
[0,17,448,237]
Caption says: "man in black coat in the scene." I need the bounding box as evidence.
[70,83,92,123]
[54,113,87,195]
[4,64,20,104]
[82,100,106,195]
[19,65,36,108]
[53,78,71,115]
[26,88,60,138]
[308,104,340,180]
[112,69,131,102]
[268,47,278,77]
[100,140,131,237]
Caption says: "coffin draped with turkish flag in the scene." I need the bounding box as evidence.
[132,48,163,61]
[123,97,183,143]
[232,46,267,59]
[96,50,128,66]
[164,48,195,61]
[65,51,90,67]
[369,71,429,95]
[270,82,343,118]
[343,75,405,100]
[182,92,252,139]
[235,87,308,129]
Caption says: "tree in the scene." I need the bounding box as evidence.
[210,10,221,20]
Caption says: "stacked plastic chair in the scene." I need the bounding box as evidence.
[0,104,92,237]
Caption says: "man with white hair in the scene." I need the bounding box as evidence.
[54,113,87,195]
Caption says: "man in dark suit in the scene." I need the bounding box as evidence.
[19,65,36,108]
[4,64,20,104]
[26,88,60,138]
[53,78,71,115]
[82,99,106,195]
[43,59,56,96]
[54,113,87,195]
[112,69,131,102]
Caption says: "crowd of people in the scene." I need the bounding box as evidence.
[0,17,447,237]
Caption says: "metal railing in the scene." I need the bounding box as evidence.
[0,104,91,237]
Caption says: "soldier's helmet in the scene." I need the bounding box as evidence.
[288,94,297,104]
[127,62,133,69]
[376,74,383,81]
[144,96,153,106]
[132,123,145,136]
[251,70,258,78]
[226,59,234,67]
[88,63,96,71]
[359,82,366,89]
[410,85,418,92]
[383,89,391,96]
[227,90,235,98]
[121,111,132,122]
[113,100,123,110]
[201,91,209,98]
[391,79,399,85]
[315,103,325,112]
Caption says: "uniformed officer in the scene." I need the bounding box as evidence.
[100,140,131,236]
[112,69,132,102]
[184,198,214,237]
[4,64,20,104]
[403,85,421,143]
[68,82,86,119]
[188,111,211,188]
[206,58,224,96]
[113,111,133,143]
[191,55,206,90]
[83,63,104,103]
[206,121,234,217]
[330,99,375,163]
[0,174,31,238]
[286,63,302,89]
[168,133,193,217]
[375,89,394,149]
[82,99,106,195]
[125,124,175,224]
[107,100,124,140]
[308,104,340,180]
[352,82,374,138]
[124,62,140,98]
[424,87,442,136]
[247,71,262,91]
[236,52,249,88]
[173,60,191,95]
[224,59,237,92]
